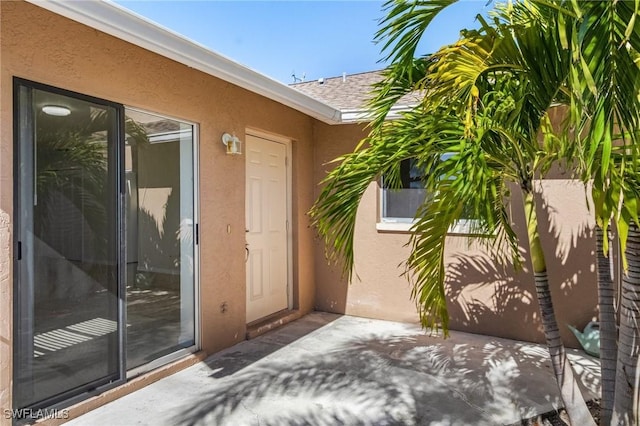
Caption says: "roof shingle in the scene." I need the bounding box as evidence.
[291,70,383,110]
[291,70,420,112]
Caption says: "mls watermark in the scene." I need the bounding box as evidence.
[3,408,69,420]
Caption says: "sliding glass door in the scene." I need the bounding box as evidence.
[124,109,196,371]
[14,80,198,413]
[14,80,123,410]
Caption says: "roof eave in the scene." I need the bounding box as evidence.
[340,104,416,124]
[26,0,343,125]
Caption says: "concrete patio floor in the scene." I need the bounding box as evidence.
[66,312,601,426]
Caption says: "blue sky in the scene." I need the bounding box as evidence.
[115,1,490,84]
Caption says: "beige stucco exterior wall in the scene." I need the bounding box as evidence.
[313,122,599,349]
[0,1,602,420]
[0,1,317,418]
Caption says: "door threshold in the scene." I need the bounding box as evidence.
[246,309,302,340]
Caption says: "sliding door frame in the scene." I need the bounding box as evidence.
[12,77,127,411]
[13,79,201,412]
[124,106,200,379]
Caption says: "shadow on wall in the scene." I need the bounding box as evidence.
[313,169,597,347]
[313,236,350,313]
[536,180,598,346]
[445,181,598,347]
[445,252,536,339]
[172,322,600,426]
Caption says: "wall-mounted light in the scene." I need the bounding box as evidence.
[222,133,242,155]
[42,105,71,116]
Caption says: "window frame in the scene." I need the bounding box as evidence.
[377,157,480,235]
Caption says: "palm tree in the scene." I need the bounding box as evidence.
[311,1,600,424]
[596,225,618,425]
[561,1,640,423]
[615,224,640,425]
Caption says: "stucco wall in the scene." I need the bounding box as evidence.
[313,122,599,349]
[0,1,317,417]
[0,1,603,419]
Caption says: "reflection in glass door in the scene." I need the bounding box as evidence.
[124,109,196,371]
[14,81,198,414]
[14,80,123,410]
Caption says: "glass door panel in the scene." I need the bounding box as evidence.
[14,81,123,410]
[124,109,195,370]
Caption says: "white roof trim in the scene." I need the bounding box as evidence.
[341,104,416,124]
[26,0,342,125]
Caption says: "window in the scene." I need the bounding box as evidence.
[381,158,427,223]
[378,156,478,234]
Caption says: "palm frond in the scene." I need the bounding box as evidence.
[563,0,640,257]
[311,129,416,279]
[375,0,459,65]
[369,0,460,129]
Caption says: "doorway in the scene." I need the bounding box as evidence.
[13,79,198,413]
[245,133,291,323]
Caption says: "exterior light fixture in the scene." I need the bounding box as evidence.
[222,133,242,155]
[42,105,71,116]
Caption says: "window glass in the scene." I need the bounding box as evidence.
[380,155,478,230]
[14,82,121,411]
[381,158,427,222]
[14,81,199,414]
[124,109,196,370]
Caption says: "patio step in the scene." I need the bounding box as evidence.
[246,309,303,340]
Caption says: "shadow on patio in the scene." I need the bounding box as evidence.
[67,312,600,426]
[175,313,600,426]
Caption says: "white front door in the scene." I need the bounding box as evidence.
[245,134,289,323]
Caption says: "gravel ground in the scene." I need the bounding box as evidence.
[517,400,601,426]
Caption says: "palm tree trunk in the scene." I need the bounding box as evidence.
[597,225,618,425]
[612,222,640,425]
[524,190,595,426]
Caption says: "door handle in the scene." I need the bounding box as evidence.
[245,229,250,261]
